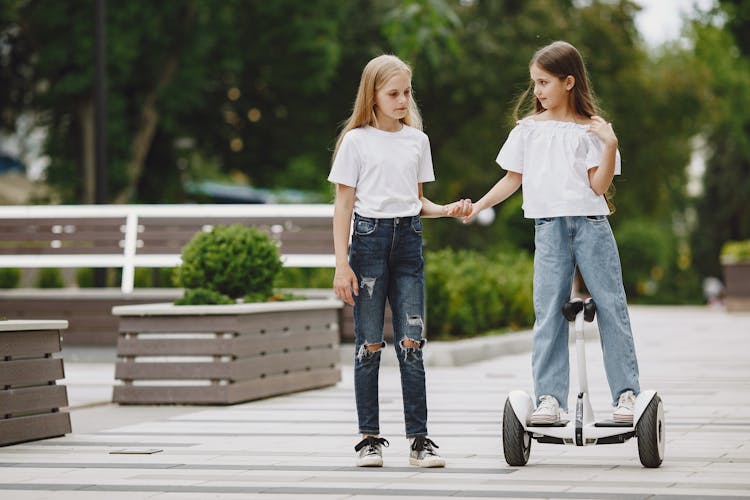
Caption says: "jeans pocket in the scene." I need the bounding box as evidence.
[585,215,607,223]
[354,217,377,236]
[534,217,553,228]
[411,216,423,235]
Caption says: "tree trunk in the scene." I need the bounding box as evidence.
[80,99,95,204]
[114,6,195,204]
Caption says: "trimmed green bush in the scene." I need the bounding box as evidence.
[425,248,534,339]
[180,287,235,305]
[175,224,283,305]
[0,268,21,289]
[35,268,65,288]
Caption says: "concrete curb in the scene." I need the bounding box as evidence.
[340,329,535,367]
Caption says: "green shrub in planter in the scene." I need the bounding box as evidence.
[175,224,283,305]
[0,268,21,289]
[720,240,750,264]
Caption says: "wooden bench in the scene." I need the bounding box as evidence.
[0,204,392,344]
[0,204,336,293]
[0,320,71,446]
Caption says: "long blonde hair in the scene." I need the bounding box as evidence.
[332,55,422,161]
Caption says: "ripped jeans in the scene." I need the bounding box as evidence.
[350,213,428,438]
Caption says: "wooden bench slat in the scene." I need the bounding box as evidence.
[118,309,335,335]
[0,358,65,386]
[115,328,337,356]
[112,367,340,404]
[0,385,69,414]
[0,330,61,357]
[114,347,339,381]
[0,412,71,446]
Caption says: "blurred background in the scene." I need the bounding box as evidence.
[1,0,748,331]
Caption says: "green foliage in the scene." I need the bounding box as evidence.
[720,240,750,264]
[158,268,179,288]
[275,267,334,289]
[0,268,21,289]
[175,224,283,304]
[75,268,95,287]
[176,287,234,306]
[615,219,672,299]
[35,268,64,289]
[689,12,750,277]
[425,248,534,339]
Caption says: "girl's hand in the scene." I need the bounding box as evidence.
[462,202,483,224]
[589,115,618,147]
[333,265,358,306]
[444,199,472,217]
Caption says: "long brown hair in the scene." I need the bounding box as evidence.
[513,40,600,121]
[332,55,422,162]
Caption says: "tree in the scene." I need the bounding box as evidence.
[1,0,344,203]
[689,5,750,277]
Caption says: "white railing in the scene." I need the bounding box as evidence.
[0,204,335,294]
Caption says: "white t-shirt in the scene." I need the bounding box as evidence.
[496,118,621,219]
[328,125,435,218]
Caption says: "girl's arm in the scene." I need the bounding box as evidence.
[588,115,619,196]
[463,171,522,224]
[419,184,472,218]
[332,184,358,305]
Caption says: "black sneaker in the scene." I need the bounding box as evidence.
[409,436,446,467]
[355,436,389,467]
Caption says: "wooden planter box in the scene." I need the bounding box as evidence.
[0,289,182,346]
[111,299,343,404]
[723,262,750,312]
[0,320,71,446]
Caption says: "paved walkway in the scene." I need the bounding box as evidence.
[1,305,749,499]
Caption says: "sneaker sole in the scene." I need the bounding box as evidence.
[612,416,634,424]
[409,457,446,468]
[357,457,383,467]
[529,417,560,425]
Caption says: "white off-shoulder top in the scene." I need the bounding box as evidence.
[496,118,621,219]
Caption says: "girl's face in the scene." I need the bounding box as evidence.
[530,63,573,113]
[373,71,411,130]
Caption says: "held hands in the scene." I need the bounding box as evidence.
[462,201,483,224]
[333,264,358,306]
[443,198,472,218]
[588,115,618,147]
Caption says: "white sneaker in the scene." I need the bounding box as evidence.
[530,395,561,424]
[409,436,446,468]
[613,390,636,424]
[355,436,389,467]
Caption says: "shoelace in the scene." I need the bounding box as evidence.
[354,436,389,454]
[618,392,635,409]
[411,436,440,455]
[536,395,557,413]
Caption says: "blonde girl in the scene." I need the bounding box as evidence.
[329,54,470,467]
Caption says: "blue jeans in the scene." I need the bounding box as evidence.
[532,215,640,411]
[350,213,428,438]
